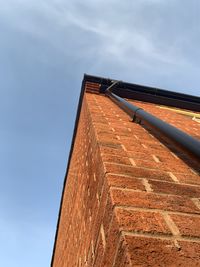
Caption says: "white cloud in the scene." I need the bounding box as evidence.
[0,0,198,72]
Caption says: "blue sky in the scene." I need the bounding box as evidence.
[0,1,200,266]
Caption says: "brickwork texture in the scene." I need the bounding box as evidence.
[52,82,200,267]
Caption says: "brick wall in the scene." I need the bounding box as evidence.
[52,82,200,267]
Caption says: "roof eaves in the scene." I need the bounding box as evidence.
[84,74,200,112]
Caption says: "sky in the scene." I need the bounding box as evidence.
[0,0,200,266]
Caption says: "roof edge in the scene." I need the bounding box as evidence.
[84,74,200,112]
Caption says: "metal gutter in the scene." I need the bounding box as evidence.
[105,82,200,163]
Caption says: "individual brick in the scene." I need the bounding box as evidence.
[173,173,200,185]
[100,147,128,157]
[170,214,200,238]
[110,126,134,135]
[111,188,200,214]
[104,163,173,181]
[149,180,200,198]
[106,174,146,191]
[126,151,153,161]
[124,235,200,266]
[133,159,161,170]
[101,154,132,166]
[97,133,120,143]
[115,208,171,235]
[134,158,193,173]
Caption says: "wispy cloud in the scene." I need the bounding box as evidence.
[1,0,199,74]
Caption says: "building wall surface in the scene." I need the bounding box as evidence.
[52,82,200,267]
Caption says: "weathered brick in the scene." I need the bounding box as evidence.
[134,158,192,173]
[124,235,200,266]
[149,180,200,198]
[107,174,145,191]
[111,188,200,214]
[115,208,171,235]
[105,163,172,181]
[100,147,128,157]
[126,151,154,161]
[101,154,132,166]
[97,133,120,143]
[170,214,200,238]
[174,173,200,185]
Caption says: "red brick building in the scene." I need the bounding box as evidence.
[51,74,200,267]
